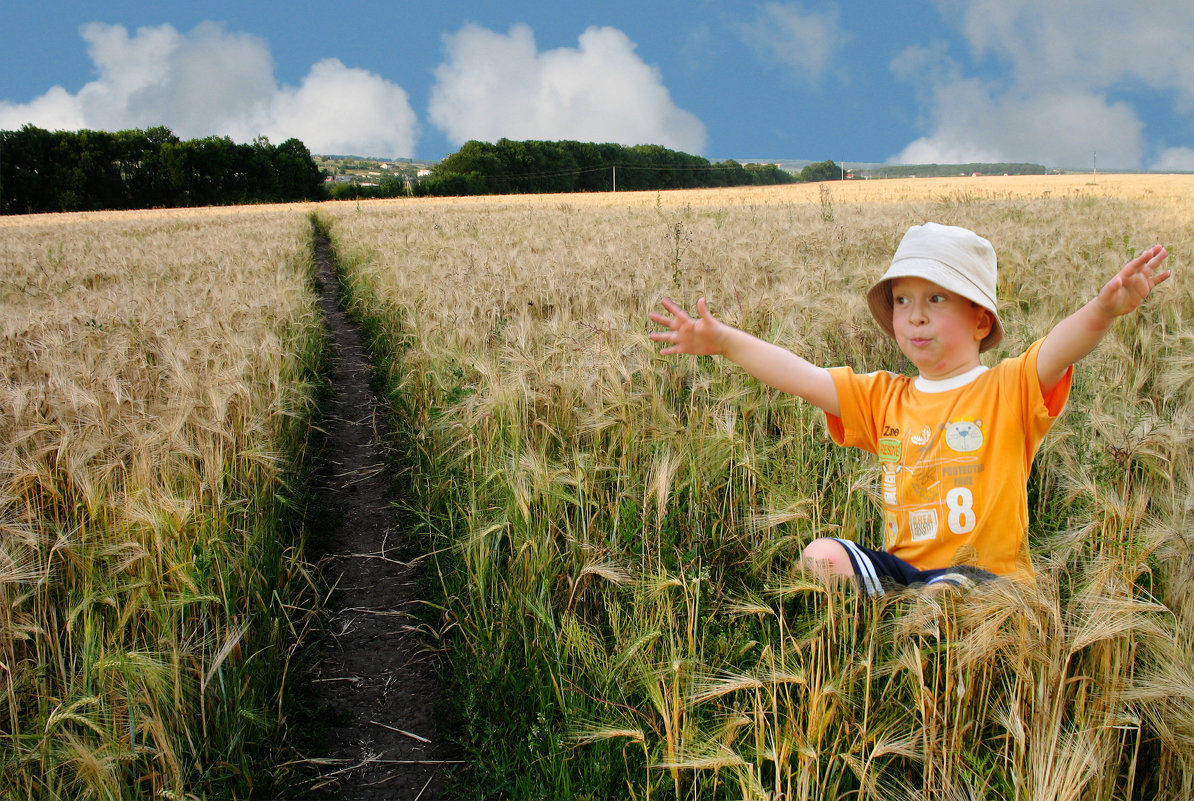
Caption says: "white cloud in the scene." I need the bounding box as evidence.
[1151,147,1194,172]
[0,22,417,157]
[892,81,1145,168]
[957,0,1194,108]
[428,23,707,154]
[737,2,845,81]
[0,86,86,131]
[891,1,1194,168]
[262,59,418,158]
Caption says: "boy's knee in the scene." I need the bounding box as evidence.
[801,538,855,577]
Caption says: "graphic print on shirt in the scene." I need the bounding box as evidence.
[910,425,933,446]
[883,511,898,551]
[888,416,987,548]
[830,341,1070,575]
[909,508,939,541]
[944,418,984,453]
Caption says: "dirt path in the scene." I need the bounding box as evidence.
[306,230,455,799]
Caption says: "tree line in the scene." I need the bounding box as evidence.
[2,126,808,213]
[0,122,1062,216]
[865,162,1046,179]
[427,138,795,195]
[330,139,796,200]
[1,125,325,215]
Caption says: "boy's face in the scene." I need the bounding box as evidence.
[890,276,993,380]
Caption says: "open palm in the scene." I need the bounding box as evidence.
[1096,245,1170,317]
[649,297,725,356]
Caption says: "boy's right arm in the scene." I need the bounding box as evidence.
[649,297,841,417]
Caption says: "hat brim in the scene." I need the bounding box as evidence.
[867,257,1004,353]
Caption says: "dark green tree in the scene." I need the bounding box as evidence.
[1,125,327,214]
[1,125,57,214]
[798,160,842,182]
[426,139,795,196]
[273,138,324,201]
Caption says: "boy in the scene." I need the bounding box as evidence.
[650,222,1170,594]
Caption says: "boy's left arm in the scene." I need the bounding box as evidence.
[1037,245,1171,393]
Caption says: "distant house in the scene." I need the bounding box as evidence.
[417,169,433,178]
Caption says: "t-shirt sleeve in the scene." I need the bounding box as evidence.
[1010,338,1072,445]
[825,366,894,454]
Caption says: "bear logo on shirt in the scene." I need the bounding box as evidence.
[944,419,983,453]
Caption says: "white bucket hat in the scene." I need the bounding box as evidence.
[867,222,1004,352]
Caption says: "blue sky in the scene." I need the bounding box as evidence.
[2,1,1192,170]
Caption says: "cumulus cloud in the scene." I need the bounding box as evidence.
[890,0,1194,168]
[736,2,845,81]
[958,0,1194,107]
[0,86,87,131]
[0,22,418,157]
[428,23,707,154]
[256,58,418,157]
[893,82,1145,168]
[1151,147,1194,172]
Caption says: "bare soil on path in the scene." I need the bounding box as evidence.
[305,230,456,799]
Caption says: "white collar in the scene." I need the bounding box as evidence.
[914,364,988,393]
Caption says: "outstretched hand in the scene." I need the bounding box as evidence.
[1038,244,1173,392]
[649,297,726,356]
[1094,245,1171,319]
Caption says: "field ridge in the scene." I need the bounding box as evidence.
[306,224,454,798]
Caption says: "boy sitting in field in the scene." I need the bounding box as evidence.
[650,223,1170,594]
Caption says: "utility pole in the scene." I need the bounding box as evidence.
[612,165,616,193]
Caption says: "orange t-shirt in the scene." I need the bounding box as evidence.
[825,339,1071,576]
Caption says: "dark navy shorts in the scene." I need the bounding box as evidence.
[831,538,998,596]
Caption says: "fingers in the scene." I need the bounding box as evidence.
[1100,244,1173,316]
[1117,245,1170,292]
[659,296,690,321]
[649,297,686,328]
[650,297,686,351]
[1145,245,1171,288]
[650,296,714,355]
[1132,245,1171,293]
[1126,245,1167,276]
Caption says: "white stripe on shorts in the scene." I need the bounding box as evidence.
[926,572,973,589]
[832,538,884,596]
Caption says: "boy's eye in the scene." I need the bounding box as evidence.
[893,295,907,305]
[930,294,946,303]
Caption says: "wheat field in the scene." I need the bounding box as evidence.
[0,207,325,797]
[320,174,1194,799]
[2,174,1192,799]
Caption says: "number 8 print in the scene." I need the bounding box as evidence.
[946,487,976,534]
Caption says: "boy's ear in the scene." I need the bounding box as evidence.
[974,307,994,342]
